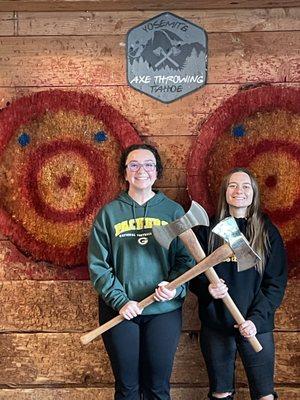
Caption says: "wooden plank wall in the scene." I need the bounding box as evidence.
[0,5,299,399]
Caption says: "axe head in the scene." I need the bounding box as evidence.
[212,217,261,272]
[152,201,209,249]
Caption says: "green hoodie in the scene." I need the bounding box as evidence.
[88,191,193,315]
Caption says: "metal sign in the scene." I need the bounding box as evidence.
[126,12,207,103]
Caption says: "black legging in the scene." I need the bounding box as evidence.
[200,325,277,400]
[100,300,182,400]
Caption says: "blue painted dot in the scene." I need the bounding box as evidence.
[232,124,246,138]
[94,131,108,142]
[18,132,31,147]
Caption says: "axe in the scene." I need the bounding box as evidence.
[80,201,210,345]
[152,201,263,353]
[80,203,261,349]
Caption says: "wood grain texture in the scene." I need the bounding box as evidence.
[0,386,300,400]
[0,333,112,386]
[144,136,193,192]
[0,3,299,397]
[0,12,15,35]
[0,279,297,332]
[0,84,241,137]
[1,83,299,140]
[150,187,191,208]
[1,1,300,12]
[274,280,300,331]
[3,83,300,132]
[16,8,300,36]
[0,281,98,331]
[0,387,298,400]
[0,332,298,386]
[0,32,299,87]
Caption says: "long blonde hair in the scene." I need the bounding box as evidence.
[209,167,270,274]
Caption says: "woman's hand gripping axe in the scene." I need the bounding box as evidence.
[152,201,262,352]
[80,201,210,345]
[80,201,262,351]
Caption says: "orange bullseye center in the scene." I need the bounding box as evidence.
[265,175,277,188]
[57,174,71,189]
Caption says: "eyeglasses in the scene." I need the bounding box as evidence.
[126,161,157,172]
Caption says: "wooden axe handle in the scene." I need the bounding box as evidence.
[80,243,234,345]
[178,229,206,260]
[205,268,262,352]
[178,229,263,353]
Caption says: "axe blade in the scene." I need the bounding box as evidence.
[153,201,209,249]
[212,217,261,272]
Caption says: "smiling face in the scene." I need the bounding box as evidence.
[226,171,254,217]
[125,149,157,195]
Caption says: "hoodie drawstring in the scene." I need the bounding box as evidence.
[132,201,149,230]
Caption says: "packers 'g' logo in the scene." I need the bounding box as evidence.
[138,237,149,246]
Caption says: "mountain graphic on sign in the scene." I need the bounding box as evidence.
[128,29,205,71]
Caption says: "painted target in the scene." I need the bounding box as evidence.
[187,86,300,278]
[0,90,141,266]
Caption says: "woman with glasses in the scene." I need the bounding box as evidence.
[88,143,193,400]
[190,168,287,400]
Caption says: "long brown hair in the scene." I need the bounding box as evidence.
[209,167,270,274]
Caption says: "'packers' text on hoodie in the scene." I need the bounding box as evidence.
[88,191,194,314]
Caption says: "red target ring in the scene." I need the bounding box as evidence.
[187,86,300,277]
[0,90,141,267]
[25,140,109,223]
[234,140,300,224]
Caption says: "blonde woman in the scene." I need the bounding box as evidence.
[191,168,287,400]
